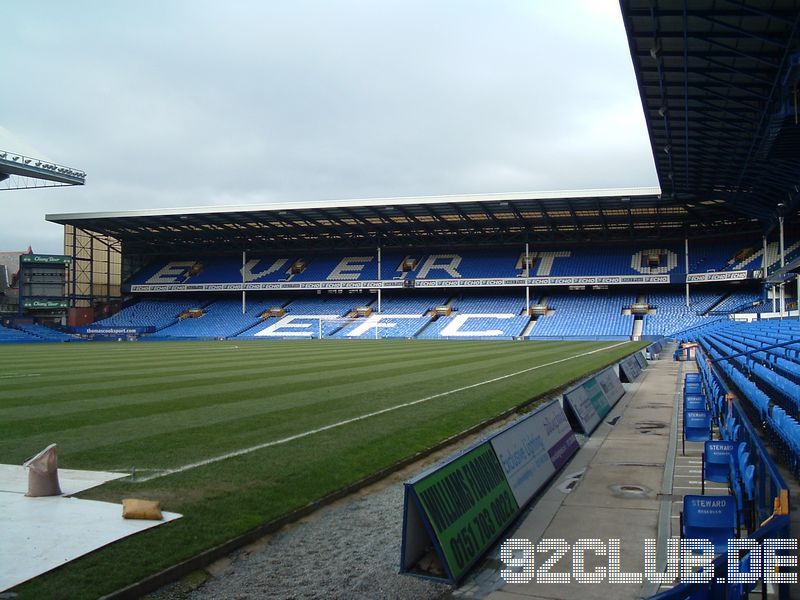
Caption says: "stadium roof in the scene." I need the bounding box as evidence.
[47,186,770,253]
[620,0,800,230]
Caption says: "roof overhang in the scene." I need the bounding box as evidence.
[45,186,768,253]
[620,0,800,226]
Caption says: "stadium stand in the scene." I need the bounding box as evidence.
[680,319,800,474]
[84,275,788,342]
[151,297,287,339]
[0,323,43,343]
[13,323,75,342]
[377,293,449,315]
[641,291,736,337]
[282,294,370,315]
[292,255,379,281]
[332,316,432,339]
[723,239,800,274]
[232,294,371,339]
[418,314,529,340]
[449,292,527,314]
[123,235,800,289]
[393,250,520,279]
[527,292,634,339]
[709,291,764,314]
[687,239,749,273]
[93,298,202,330]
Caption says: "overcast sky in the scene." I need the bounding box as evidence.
[1,0,658,253]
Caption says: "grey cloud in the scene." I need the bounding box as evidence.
[1,0,657,252]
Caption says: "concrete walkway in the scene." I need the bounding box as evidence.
[455,348,682,599]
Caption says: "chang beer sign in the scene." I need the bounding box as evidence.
[23,299,68,310]
[20,254,72,266]
[403,442,519,582]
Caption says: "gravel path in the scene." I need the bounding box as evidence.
[190,484,450,600]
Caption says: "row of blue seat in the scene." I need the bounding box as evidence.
[696,320,800,475]
[126,238,789,286]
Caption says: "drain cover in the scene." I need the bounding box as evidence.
[609,484,651,498]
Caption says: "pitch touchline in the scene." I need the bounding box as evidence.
[0,373,41,379]
[137,342,628,482]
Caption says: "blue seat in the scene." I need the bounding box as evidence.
[681,494,737,556]
[683,408,712,454]
[685,409,712,441]
[702,440,736,491]
[738,464,756,533]
[684,381,703,396]
[684,393,707,411]
[729,423,741,443]
[729,450,749,517]
[685,372,701,384]
[722,415,738,441]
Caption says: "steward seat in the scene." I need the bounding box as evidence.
[683,408,712,454]
[681,494,737,556]
[702,440,736,492]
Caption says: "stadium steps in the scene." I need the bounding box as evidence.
[631,317,643,339]
[409,295,457,338]
[411,317,438,339]
[231,315,279,338]
[8,324,45,341]
[703,292,732,315]
[230,319,265,338]
[323,317,357,338]
[520,318,537,337]
[7,323,74,342]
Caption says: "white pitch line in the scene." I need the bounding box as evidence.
[0,373,41,379]
[137,341,629,482]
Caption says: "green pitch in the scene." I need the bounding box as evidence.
[1,339,644,598]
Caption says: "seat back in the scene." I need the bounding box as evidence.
[685,393,707,411]
[742,464,755,500]
[684,381,703,396]
[685,409,712,442]
[704,440,735,483]
[682,494,736,555]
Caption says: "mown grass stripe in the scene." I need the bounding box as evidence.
[137,340,627,480]
[0,342,596,456]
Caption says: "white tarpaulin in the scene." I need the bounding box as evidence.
[0,464,128,496]
[0,464,181,592]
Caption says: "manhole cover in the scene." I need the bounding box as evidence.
[609,484,651,498]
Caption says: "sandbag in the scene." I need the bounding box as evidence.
[122,498,163,520]
[23,443,62,497]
